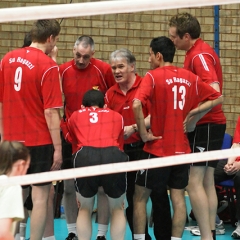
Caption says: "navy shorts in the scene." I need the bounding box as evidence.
[187,123,226,167]
[135,153,189,192]
[73,146,128,198]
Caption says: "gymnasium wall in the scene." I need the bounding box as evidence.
[0,0,239,135]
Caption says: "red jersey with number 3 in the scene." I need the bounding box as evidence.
[66,107,124,153]
[0,47,63,146]
[60,58,115,119]
[134,66,222,157]
[184,38,226,125]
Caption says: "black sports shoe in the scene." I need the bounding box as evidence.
[96,236,106,240]
[65,233,78,240]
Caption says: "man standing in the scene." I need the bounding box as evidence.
[60,35,115,240]
[169,12,226,240]
[0,19,63,240]
[132,36,223,240]
[105,48,172,240]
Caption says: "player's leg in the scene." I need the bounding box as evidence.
[96,187,109,239]
[43,184,55,239]
[76,193,95,240]
[107,193,126,240]
[187,166,212,240]
[203,167,218,234]
[28,144,54,240]
[133,183,151,238]
[169,164,188,239]
[62,138,78,238]
[31,184,51,240]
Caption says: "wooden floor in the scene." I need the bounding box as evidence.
[25,196,235,240]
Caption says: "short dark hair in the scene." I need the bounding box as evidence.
[82,89,105,108]
[31,19,61,43]
[150,36,175,63]
[169,12,201,39]
[0,141,30,175]
[22,32,32,47]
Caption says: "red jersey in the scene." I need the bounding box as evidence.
[105,74,150,144]
[135,66,222,157]
[60,58,115,119]
[65,107,124,153]
[0,47,63,146]
[183,38,226,125]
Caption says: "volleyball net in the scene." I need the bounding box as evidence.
[0,0,239,187]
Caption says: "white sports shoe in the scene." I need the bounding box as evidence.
[190,220,225,236]
[231,222,240,239]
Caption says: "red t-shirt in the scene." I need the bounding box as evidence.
[183,38,226,125]
[135,65,222,157]
[60,58,115,119]
[0,47,63,146]
[105,74,150,144]
[65,107,124,153]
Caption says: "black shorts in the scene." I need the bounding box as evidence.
[61,132,73,169]
[187,123,226,167]
[135,153,188,192]
[73,146,128,198]
[26,144,53,186]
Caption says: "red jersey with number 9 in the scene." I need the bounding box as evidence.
[134,66,222,157]
[0,47,63,146]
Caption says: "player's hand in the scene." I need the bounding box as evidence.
[141,129,161,142]
[224,162,240,175]
[124,125,135,140]
[183,116,196,133]
[49,46,58,62]
[50,149,62,171]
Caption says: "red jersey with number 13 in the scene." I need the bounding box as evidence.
[134,66,222,157]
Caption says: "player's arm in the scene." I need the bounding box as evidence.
[45,108,62,171]
[0,218,14,240]
[184,96,223,132]
[133,100,159,142]
[124,114,151,139]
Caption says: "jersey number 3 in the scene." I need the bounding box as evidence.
[172,85,186,110]
[14,67,22,92]
[89,112,98,123]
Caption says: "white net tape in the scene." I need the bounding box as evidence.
[0,0,239,23]
[1,148,240,186]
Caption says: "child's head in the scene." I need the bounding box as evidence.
[0,141,30,176]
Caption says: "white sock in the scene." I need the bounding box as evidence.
[15,233,20,240]
[42,237,56,240]
[19,223,27,238]
[171,237,181,240]
[133,234,145,240]
[97,224,108,237]
[67,223,77,234]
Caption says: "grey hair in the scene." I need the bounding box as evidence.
[110,48,136,71]
[74,35,95,50]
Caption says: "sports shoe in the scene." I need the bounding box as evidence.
[231,222,240,239]
[190,220,225,236]
[96,236,106,240]
[65,233,78,240]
